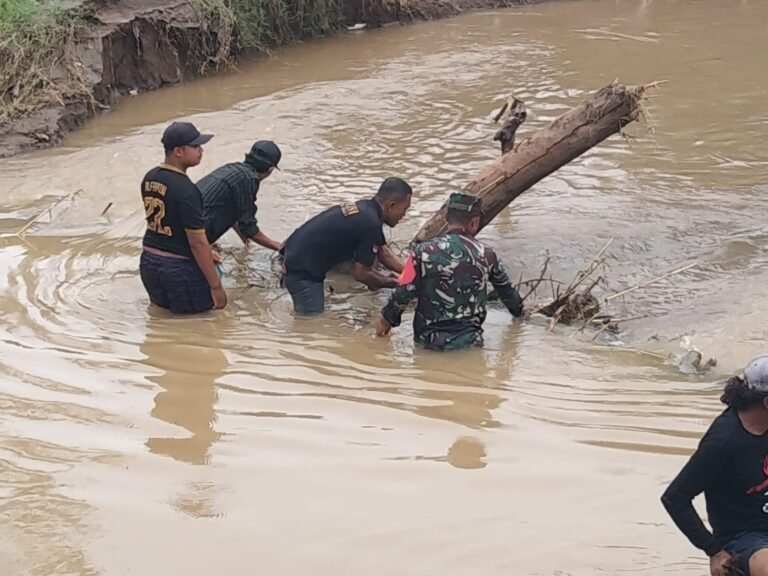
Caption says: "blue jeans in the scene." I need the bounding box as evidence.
[725,531,768,576]
[284,274,325,315]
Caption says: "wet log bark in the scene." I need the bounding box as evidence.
[413,81,649,243]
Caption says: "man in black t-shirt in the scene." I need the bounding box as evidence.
[139,121,227,314]
[198,140,283,252]
[280,177,412,315]
[662,355,768,576]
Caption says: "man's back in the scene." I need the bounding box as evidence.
[282,198,385,281]
[197,162,258,244]
[141,165,205,258]
[415,231,495,333]
[383,230,523,350]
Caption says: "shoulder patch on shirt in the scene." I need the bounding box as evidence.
[341,202,360,217]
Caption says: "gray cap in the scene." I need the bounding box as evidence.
[744,355,768,392]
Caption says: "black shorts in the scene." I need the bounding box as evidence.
[725,531,768,576]
[140,251,213,314]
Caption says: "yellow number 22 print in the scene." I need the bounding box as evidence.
[144,197,172,236]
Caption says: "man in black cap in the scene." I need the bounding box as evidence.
[197,140,283,252]
[280,177,412,315]
[139,121,228,314]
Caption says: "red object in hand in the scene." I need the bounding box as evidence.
[398,252,416,285]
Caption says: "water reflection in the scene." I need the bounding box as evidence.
[142,315,228,466]
[409,347,505,430]
[446,436,488,469]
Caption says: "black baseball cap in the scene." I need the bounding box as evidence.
[161,121,213,151]
[245,140,282,171]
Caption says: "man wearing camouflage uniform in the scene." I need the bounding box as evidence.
[375,192,524,351]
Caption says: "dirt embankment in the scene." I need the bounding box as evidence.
[0,0,544,159]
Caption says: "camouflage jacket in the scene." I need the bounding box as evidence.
[381,230,523,351]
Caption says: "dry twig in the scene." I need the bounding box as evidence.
[16,189,82,237]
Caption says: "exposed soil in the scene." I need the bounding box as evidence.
[0,0,549,159]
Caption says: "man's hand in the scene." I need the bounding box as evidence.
[353,262,398,290]
[375,316,392,337]
[377,245,405,274]
[211,285,228,310]
[522,306,535,319]
[211,250,223,265]
[251,231,283,252]
[710,550,733,576]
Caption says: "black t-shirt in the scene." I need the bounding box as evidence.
[281,198,386,281]
[141,164,206,257]
[662,407,768,555]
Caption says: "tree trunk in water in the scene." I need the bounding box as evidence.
[413,81,649,243]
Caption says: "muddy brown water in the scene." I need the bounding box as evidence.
[1,1,768,574]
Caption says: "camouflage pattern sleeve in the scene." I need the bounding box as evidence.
[487,248,524,317]
[381,249,420,327]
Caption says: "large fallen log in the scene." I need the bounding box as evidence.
[413,81,652,243]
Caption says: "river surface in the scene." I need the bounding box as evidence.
[1,0,768,574]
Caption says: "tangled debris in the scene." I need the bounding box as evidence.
[516,238,699,340]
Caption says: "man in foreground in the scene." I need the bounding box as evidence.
[376,192,523,351]
[662,356,768,576]
[139,121,227,314]
[198,140,284,252]
[280,177,412,315]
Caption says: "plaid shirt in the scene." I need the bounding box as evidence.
[197,162,260,244]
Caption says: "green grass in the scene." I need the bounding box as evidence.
[0,0,40,34]
[192,0,345,57]
[0,0,93,124]
[0,0,39,30]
